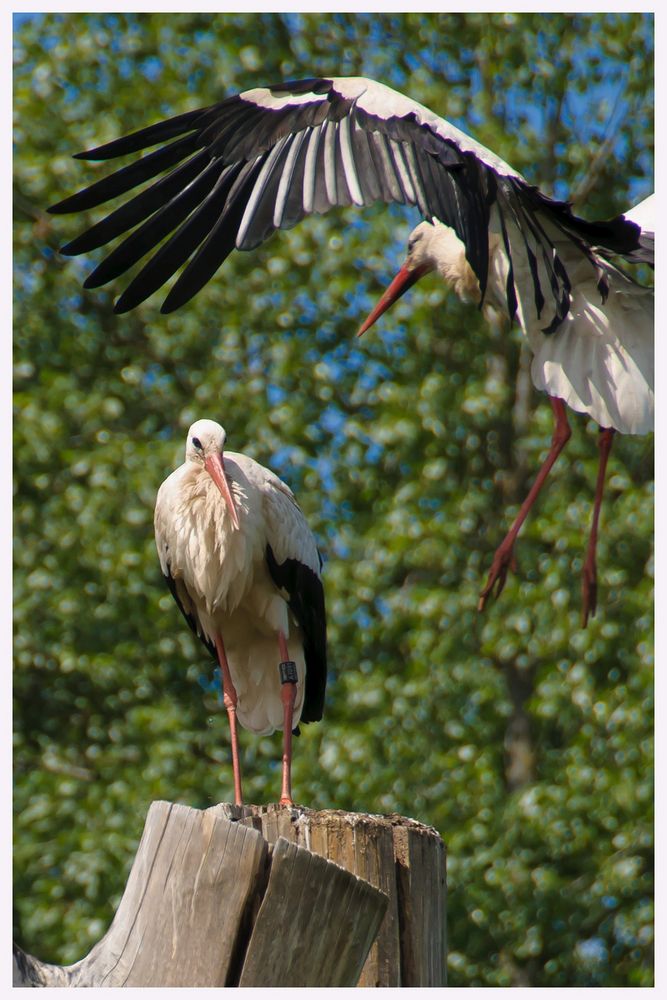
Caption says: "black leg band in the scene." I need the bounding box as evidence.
[279,660,298,685]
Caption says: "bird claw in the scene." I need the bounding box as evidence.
[478,545,517,612]
[581,562,597,628]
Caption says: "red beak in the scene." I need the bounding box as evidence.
[357,262,432,337]
[205,452,240,530]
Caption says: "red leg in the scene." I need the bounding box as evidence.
[213,633,243,806]
[479,397,572,611]
[278,630,297,807]
[581,427,615,628]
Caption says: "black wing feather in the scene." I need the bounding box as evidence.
[161,156,268,313]
[114,161,245,313]
[162,568,216,660]
[265,544,327,725]
[84,155,226,288]
[52,133,202,216]
[65,148,211,257]
[70,105,218,161]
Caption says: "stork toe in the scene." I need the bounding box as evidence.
[478,543,517,611]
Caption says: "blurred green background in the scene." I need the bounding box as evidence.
[13,12,653,987]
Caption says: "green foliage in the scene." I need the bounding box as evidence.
[14,11,653,986]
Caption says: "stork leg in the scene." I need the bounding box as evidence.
[478,396,571,611]
[581,427,615,628]
[213,633,243,806]
[277,630,297,807]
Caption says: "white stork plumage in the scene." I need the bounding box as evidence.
[49,75,654,623]
[154,419,327,806]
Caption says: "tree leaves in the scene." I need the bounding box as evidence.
[14,11,653,985]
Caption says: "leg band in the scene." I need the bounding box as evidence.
[279,660,298,684]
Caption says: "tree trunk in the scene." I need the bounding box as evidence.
[13,800,447,988]
[13,800,386,988]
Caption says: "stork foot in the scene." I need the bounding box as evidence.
[478,397,571,614]
[478,543,518,612]
[581,558,597,629]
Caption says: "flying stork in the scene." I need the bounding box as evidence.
[154,419,327,806]
[49,75,654,624]
[357,195,653,625]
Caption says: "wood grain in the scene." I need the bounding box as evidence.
[239,836,387,986]
[13,801,403,988]
[221,802,447,986]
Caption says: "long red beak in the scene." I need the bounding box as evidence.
[357,262,432,337]
[205,452,240,530]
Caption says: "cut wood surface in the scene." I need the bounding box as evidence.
[12,800,392,988]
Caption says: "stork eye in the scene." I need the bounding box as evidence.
[192,437,202,450]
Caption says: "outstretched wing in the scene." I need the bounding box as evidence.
[49,76,647,329]
[260,470,326,725]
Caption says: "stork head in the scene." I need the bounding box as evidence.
[357,219,475,336]
[357,221,436,336]
[186,419,240,530]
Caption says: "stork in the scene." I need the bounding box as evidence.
[357,198,653,625]
[49,76,654,623]
[154,419,327,806]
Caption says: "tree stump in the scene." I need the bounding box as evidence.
[13,800,446,988]
[13,801,387,988]
[218,803,447,986]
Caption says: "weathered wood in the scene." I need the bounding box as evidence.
[13,801,388,988]
[14,801,267,987]
[309,812,401,986]
[239,837,386,986]
[220,803,447,986]
[83,801,268,986]
[393,821,447,985]
[13,947,69,988]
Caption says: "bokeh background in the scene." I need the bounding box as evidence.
[13,11,653,987]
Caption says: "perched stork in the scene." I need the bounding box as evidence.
[154,419,327,806]
[49,76,654,623]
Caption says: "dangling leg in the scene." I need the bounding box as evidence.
[213,633,243,806]
[277,630,297,807]
[581,427,615,628]
[479,397,572,611]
